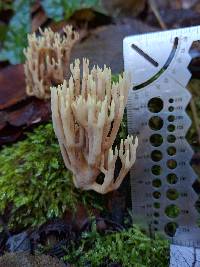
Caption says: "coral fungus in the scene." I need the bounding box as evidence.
[24,25,79,99]
[51,58,138,194]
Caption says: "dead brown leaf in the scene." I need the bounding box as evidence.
[7,99,51,127]
[0,64,27,110]
[102,0,146,17]
[0,127,22,146]
[0,111,7,130]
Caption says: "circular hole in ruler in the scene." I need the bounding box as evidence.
[148,97,164,113]
[152,179,162,188]
[154,212,160,217]
[167,173,178,184]
[167,146,176,156]
[166,189,179,200]
[151,165,162,175]
[149,116,163,130]
[154,220,158,225]
[151,150,163,162]
[168,106,174,112]
[167,134,176,143]
[168,115,175,122]
[169,98,174,103]
[167,159,177,169]
[165,205,180,218]
[167,124,175,132]
[150,134,163,147]
[153,191,161,199]
[154,202,160,209]
[164,222,178,237]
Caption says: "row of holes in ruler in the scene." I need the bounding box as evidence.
[136,96,193,237]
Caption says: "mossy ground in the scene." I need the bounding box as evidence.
[63,223,169,267]
[0,123,103,229]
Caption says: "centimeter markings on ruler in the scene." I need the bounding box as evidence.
[128,25,199,43]
[123,25,200,248]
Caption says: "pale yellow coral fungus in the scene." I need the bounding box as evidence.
[51,58,138,194]
[24,25,79,99]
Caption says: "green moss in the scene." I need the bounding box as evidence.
[0,123,103,229]
[64,223,169,267]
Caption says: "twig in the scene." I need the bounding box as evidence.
[148,0,167,30]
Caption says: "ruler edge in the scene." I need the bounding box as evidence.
[123,25,200,45]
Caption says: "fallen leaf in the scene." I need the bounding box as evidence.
[0,126,22,146]
[102,0,146,17]
[0,111,7,130]
[0,64,27,110]
[7,99,51,127]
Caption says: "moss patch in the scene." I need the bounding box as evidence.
[0,123,103,229]
[64,223,169,266]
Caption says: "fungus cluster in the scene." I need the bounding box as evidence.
[51,59,138,194]
[24,25,79,99]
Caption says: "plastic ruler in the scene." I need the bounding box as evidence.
[123,25,200,255]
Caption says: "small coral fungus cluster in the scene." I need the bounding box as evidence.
[24,26,79,99]
[24,25,138,194]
